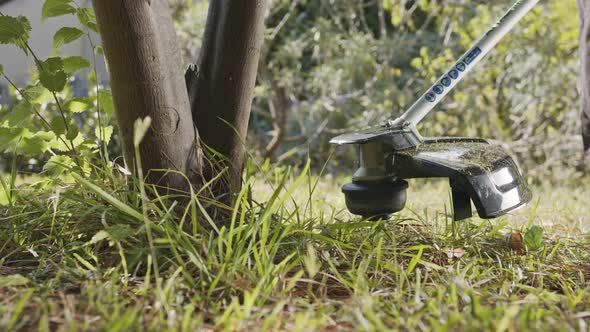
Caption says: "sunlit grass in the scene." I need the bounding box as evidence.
[0,163,589,331]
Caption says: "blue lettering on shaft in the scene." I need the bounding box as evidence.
[433,85,444,95]
[463,47,482,65]
[425,93,436,102]
[426,47,482,103]
[448,69,459,79]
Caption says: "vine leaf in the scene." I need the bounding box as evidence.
[44,155,75,176]
[42,0,76,19]
[53,27,84,49]
[65,98,93,113]
[63,56,91,73]
[95,126,114,145]
[0,15,32,54]
[0,127,25,152]
[50,116,67,136]
[20,136,47,155]
[98,90,115,117]
[76,8,98,32]
[23,85,53,104]
[66,125,79,141]
[53,133,84,152]
[38,57,67,92]
[7,102,32,126]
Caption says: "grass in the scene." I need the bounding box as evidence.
[0,161,589,331]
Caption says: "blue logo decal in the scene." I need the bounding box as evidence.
[433,85,444,95]
[456,62,466,72]
[448,69,459,79]
[463,47,482,65]
[441,77,452,87]
[425,93,436,102]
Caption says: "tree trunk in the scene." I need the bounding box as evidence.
[94,0,200,193]
[578,0,590,167]
[185,0,268,195]
[95,0,267,210]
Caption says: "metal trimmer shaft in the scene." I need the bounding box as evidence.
[390,0,541,128]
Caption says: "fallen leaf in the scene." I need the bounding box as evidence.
[445,248,466,259]
[507,232,526,252]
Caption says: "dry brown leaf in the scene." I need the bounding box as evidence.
[444,248,466,259]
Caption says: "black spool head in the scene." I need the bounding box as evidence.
[342,180,409,220]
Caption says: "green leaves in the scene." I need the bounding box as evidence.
[0,127,24,151]
[0,1,108,165]
[524,226,544,251]
[50,116,67,136]
[22,85,52,104]
[0,15,32,54]
[20,135,48,155]
[44,155,75,176]
[42,0,76,19]
[96,125,114,144]
[38,57,67,92]
[65,98,93,113]
[0,126,50,157]
[53,27,84,49]
[66,126,79,141]
[63,56,91,73]
[1,1,108,167]
[8,102,33,126]
[76,8,98,32]
[42,0,97,34]
[98,90,115,117]
[54,132,84,152]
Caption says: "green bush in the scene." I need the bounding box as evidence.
[175,0,583,182]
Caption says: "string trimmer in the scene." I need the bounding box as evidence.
[331,0,539,221]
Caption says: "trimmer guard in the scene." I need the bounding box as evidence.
[391,138,532,220]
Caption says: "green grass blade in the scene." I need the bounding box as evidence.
[72,172,144,221]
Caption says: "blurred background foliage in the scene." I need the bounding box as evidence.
[0,0,583,184]
[174,0,582,183]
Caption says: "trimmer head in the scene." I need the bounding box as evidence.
[333,134,532,221]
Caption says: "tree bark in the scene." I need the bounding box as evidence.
[94,0,200,193]
[577,0,590,167]
[185,0,268,195]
